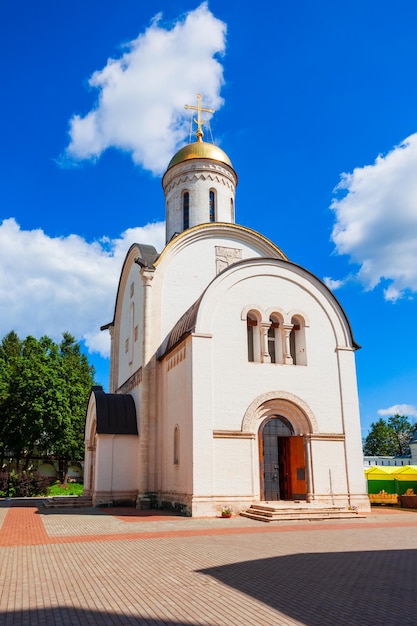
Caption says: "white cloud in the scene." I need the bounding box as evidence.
[378,404,417,419]
[330,133,417,301]
[0,218,165,357]
[64,3,226,175]
[323,276,347,291]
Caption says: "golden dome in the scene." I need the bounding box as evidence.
[167,139,233,170]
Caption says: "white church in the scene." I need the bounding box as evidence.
[84,97,370,517]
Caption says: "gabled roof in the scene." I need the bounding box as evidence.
[101,242,159,331]
[161,296,203,357]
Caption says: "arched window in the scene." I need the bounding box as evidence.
[128,302,134,364]
[174,425,180,465]
[183,191,190,230]
[289,315,307,365]
[209,190,215,222]
[230,198,234,222]
[247,312,260,362]
[268,315,283,364]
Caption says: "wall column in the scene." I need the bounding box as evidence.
[138,268,155,498]
[304,435,313,502]
[283,324,294,364]
[260,322,271,363]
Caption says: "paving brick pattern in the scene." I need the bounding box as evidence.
[0,502,417,625]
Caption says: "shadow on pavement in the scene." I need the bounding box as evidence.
[0,609,200,625]
[38,506,184,519]
[198,549,417,626]
[0,500,183,519]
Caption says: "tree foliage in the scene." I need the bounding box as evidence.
[0,331,95,472]
[363,415,416,456]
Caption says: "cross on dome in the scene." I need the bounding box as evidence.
[184,94,214,142]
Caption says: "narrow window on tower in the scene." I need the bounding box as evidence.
[230,198,234,222]
[209,190,216,222]
[129,302,134,365]
[174,425,180,465]
[183,191,190,230]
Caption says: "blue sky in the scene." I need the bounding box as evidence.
[1,1,417,436]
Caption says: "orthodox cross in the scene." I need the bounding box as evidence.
[184,94,214,141]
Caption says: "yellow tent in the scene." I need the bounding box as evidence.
[392,465,417,481]
[365,465,417,499]
[365,466,398,495]
[364,466,398,479]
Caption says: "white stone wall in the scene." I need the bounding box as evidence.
[93,434,138,505]
[190,334,215,499]
[154,228,285,356]
[309,438,348,500]
[364,457,411,467]
[335,348,369,503]
[213,438,255,496]
[157,342,193,504]
[116,262,144,389]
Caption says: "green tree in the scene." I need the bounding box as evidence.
[387,414,415,457]
[52,333,96,478]
[363,415,415,456]
[0,331,95,477]
[0,331,23,466]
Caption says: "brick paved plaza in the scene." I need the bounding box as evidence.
[0,502,416,625]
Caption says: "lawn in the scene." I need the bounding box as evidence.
[47,482,84,497]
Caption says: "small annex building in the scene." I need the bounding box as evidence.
[84,99,370,516]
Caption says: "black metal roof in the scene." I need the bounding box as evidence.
[92,387,138,435]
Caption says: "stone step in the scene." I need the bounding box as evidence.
[240,504,365,523]
[43,495,93,509]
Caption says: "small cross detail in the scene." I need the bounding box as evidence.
[184,94,215,141]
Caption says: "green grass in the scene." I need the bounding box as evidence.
[47,482,84,497]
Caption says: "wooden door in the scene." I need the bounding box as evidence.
[288,436,307,500]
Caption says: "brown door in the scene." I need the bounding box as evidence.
[287,436,307,500]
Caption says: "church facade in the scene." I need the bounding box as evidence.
[84,105,370,516]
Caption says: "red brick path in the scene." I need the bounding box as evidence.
[1,504,417,547]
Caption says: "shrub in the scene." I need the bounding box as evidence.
[0,470,51,497]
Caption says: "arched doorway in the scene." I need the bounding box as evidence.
[259,416,307,501]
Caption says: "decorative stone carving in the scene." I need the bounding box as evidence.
[163,160,236,191]
[215,246,242,274]
[167,346,186,371]
[241,391,318,434]
[117,368,142,394]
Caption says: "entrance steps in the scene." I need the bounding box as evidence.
[43,495,93,509]
[240,502,365,523]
